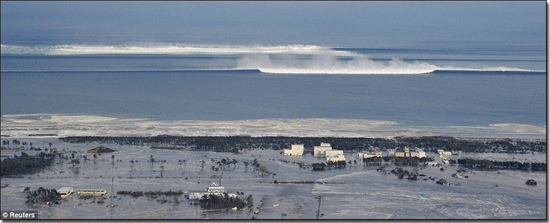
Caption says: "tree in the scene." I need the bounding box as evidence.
[247,194,254,207]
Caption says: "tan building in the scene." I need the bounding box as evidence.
[325,150,345,162]
[284,144,304,156]
[395,147,426,158]
[437,149,452,158]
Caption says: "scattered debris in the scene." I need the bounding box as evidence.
[452,173,463,179]
[525,179,537,186]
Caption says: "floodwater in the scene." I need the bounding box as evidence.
[0,137,546,219]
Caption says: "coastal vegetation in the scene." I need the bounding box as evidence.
[1,152,55,176]
[199,193,253,210]
[449,158,546,171]
[24,187,60,205]
[59,135,546,154]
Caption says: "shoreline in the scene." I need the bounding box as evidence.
[1,114,546,140]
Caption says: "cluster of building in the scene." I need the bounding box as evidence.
[283,143,460,167]
[56,187,107,199]
[284,142,346,162]
[313,143,345,162]
[390,147,426,158]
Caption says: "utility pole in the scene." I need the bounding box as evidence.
[316,196,322,219]
[110,177,114,207]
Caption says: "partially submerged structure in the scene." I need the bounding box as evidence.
[87,145,116,153]
[313,142,333,158]
[57,187,74,198]
[358,147,383,159]
[313,142,346,162]
[184,183,238,201]
[284,144,304,156]
[77,189,107,198]
[394,147,426,158]
[325,150,345,162]
[438,149,452,158]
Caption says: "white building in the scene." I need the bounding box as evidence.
[358,147,382,159]
[284,144,304,156]
[184,183,238,200]
[57,187,73,198]
[325,150,345,162]
[314,142,333,157]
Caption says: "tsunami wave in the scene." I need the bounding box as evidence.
[1,43,543,75]
[0,43,353,56]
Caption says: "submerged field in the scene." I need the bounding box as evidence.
[0,137,546,219]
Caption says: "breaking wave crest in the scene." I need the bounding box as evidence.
[236,54,542,75]
[0,43,352,56]
[1,43,542,75]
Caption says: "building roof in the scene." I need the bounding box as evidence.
[87,145,116,153]
[58,187,73,192]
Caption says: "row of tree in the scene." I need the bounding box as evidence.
[449,158,546,171]
[1,152,55,177]
[24,187,60,204]
[199,193,253,210]
[311,160,347,171]
[59,136,546,154]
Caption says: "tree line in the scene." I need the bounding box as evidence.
[199,193,253,210]
[1,152,55,177]
[449,158,546,171]
[59,135,546,154]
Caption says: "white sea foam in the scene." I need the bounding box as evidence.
[2,43,542,74]
[238,54,541,75]
[0,43,352,56]
[239,55,440,75]
[0,114,545,139]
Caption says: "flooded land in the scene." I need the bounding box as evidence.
[0,136,546,219]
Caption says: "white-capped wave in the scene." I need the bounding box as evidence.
[238,54,440,75]
[2,43,542,74]
[0,43,354,56]
[237,54,542,75]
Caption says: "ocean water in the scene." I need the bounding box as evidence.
[0,44,546,139]
[0,44,546,220]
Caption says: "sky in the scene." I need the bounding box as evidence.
[0,1,546,49]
